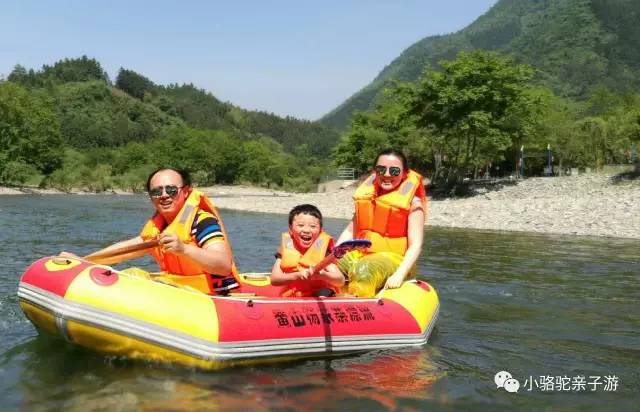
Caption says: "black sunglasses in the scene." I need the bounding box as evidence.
[149,185,182,198]
[374,165,402,176]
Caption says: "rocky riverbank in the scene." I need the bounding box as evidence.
[201,174,640,240]
[0,186,132,195]
[3,173,639,239]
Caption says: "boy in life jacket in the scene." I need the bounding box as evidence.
[270,204,345,297]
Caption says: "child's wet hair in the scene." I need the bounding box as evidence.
[288,204,323,227]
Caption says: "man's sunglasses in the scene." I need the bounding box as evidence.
[149,185,182,198]
[374,165,402,177]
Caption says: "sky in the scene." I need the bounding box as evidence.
[0,0,496,120]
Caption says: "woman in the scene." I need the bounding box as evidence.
[337,149,427,294]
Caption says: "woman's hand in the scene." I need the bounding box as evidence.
[384,271,405,289]
[159,233,186,255]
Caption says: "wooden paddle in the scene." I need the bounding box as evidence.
[308,239,371,277]
[83,239,160,263]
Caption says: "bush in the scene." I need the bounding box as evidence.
[0,160,39,184]
[82,164,113,192]
[191,169,216,186]
[111,165,154,192]
[282,175,316,193]
[43,167,81,192]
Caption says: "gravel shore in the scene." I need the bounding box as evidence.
[0,187,133,195]
[202,174,640,240]
[2,174,638,239]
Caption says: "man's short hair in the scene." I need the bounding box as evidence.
[145,167,192,191]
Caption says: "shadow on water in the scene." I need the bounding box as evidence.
[1,196,639,410]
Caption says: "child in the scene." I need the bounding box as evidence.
[270,204,345,297]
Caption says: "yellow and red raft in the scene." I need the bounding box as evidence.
[17,257,439,369]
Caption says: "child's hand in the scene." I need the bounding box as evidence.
[308,269,324,279]
[298,269,310,280]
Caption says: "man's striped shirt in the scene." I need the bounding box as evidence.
[191,211,224,248]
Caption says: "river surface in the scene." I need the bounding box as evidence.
[0,195,638,411]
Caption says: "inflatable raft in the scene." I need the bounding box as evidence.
[17,256,439,369]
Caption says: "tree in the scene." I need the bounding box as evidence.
[333,51,539,189]
[9,56,108,87]
[116,68,156,100]
[0,82,63,180]
[0,160,38,184]
[408,50,535,185]
[332,83,417,174]
[239,140,277,185]
[7,65,29,85]
[530,93,585,170]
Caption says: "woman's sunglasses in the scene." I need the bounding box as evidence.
[374,165,402,176]
[149,185,182,198]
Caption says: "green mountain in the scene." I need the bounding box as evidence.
[8,57,339,156]
[2,57,339,191]
[115,68,340,156]
[321,0,640,130]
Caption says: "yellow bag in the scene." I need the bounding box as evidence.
[339,251,408,297]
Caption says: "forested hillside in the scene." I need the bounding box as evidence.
[1,57,338,191]
[322,0,640,130]
[115,69,338,156]
[3,0,639,195]
[332,49,640,195]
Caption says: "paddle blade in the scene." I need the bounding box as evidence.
[296,239,372,278]
[332,239,371,259]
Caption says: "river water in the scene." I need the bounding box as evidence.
[0,195,638,411]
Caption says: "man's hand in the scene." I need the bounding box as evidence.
[159,233,186,255]
[59,251,80,258]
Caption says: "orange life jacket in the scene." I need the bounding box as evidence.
[140,189,238,293]
[353,169,427,255]
[279,231,336,296]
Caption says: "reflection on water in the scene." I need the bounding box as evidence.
[1,195,638,410]
[14,336,444,411]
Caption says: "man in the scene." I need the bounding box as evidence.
[79,167,237,294]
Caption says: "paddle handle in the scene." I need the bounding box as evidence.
[308,254,338,277]
[308,239,371,277]
[83,239,160,263]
